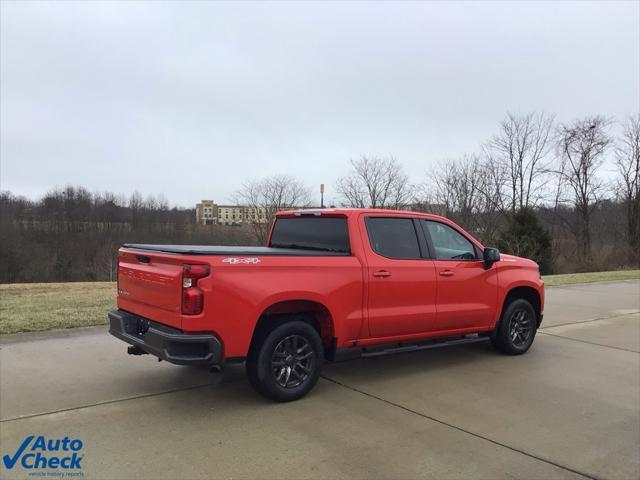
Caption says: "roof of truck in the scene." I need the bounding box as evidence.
[277,207,448,221]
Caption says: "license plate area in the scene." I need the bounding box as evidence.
[123,316,149,336]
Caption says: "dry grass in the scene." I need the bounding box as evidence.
[0,282,115,334]
[543,269,640,287]
[1,270,639,335]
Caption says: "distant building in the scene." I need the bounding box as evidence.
[217,205,245,226]
[195,201,271,226]
[242,206,269,224]
[195,200,217,225]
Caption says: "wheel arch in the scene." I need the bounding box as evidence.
[499,285,543,328]
[249,299,336,359]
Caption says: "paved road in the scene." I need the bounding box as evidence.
[1,281,639,479]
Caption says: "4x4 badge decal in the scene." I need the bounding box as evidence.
[222,257,261,264]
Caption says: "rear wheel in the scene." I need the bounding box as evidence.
[246,319,323,402]
[491,298,537,355]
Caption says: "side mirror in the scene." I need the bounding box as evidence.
[483,247,500,269]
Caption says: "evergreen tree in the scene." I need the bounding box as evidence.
[497,208,553,274]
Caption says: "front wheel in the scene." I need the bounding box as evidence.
[491,298,537,355]
[246,320,323,402]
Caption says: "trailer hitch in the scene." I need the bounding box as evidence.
[127,346,147,356]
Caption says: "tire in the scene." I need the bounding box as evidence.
[246,319,323,402]
[491,298,538,355]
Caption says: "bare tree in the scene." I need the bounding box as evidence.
[615,114,640,263]
[556,116,611,266]
[233,174,312,244]
[419,159,458,216]
[335,155,413,209]
[422,155,503,240]
[485,111,555,212]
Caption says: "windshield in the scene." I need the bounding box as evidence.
[270,217,350,253]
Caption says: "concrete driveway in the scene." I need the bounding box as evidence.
[1,281,639,480]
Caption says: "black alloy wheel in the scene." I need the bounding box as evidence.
[271,334,315,388]
[246,319,323,401]
[491,298,538,355]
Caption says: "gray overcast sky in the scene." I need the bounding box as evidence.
[1,1,638,207]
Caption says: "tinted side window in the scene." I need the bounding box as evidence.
[366,217,421,259]
[422,220,477,260]
[270,217,350,253]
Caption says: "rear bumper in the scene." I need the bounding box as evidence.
[108,309,222,366]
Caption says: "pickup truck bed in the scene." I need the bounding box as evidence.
[123,244,348,256]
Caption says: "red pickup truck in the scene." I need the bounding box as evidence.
[109,208,544,401]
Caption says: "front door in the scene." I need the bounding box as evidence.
[420,220,498,332]
[362,216,437,338]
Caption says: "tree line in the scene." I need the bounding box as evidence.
[328,113,639,273]
[0,188,256,283]
[1,111,638,283]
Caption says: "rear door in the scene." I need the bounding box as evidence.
[117,249,184,328]
[362,215,437,338]
[419,220,498,332]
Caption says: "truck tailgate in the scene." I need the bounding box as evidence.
[117,250,184,329]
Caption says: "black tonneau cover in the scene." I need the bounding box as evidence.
[122,244,349,256]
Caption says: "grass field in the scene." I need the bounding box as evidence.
[1,270,639,335]
[543,269,640,286]
[0,282,115,334]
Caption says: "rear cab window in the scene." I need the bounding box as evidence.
[365,217,422,259]
[270,217,350,253]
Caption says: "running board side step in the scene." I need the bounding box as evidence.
[360,335,489,358]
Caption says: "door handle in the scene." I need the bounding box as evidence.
[439,270,454,277]
[373,270,391,278]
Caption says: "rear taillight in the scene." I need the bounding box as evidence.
[182,264,210,315]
